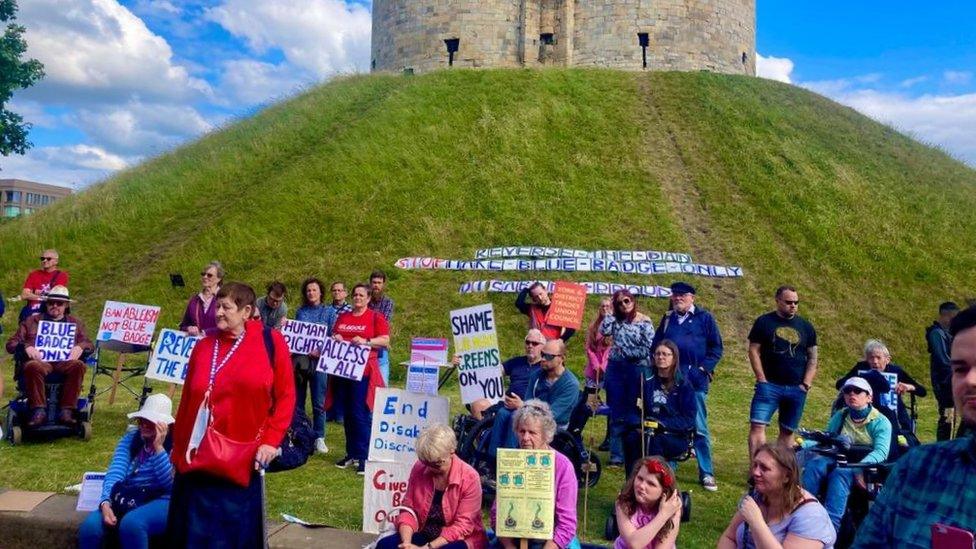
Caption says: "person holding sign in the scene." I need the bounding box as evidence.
[168,282,295,547]
[613,457,682,549]
[292,277,331,454]
[178,260,224,336]
[515,283,576,342]
[834,339,926,433]
[492,400,578,549]
[601,290,655,467]
[78,394,175,549]
[328,282,390,474]
[377,424,488,549]
[5,285,93,427]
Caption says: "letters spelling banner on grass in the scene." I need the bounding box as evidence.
[35,320,77,362]
[395,257,743,278]
[316,338,370,381]
[450,304,504,405]
[279,319,329,356]
[547,281,588,330]
[476,246,692,263]
[96,301,161,346]
[146,329,201,385]
[459,279,672,298]
[368,388,449,462]
[495,448,556,540]
[362,459,414,534]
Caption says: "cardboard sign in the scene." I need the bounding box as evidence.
[35,320,77,362]
[860,369,899,412]
[362,459,415,534]
[459,279,672,298]
[495,448,556,540]
[408,337,449,365]
[317,338,370,381]
[280,319,329,356]
[146,329,201,385]
[76,472,106,512]
[406,365,439,395]
[96,301,161,346]
[449,304,504,405]
[368,388,449,462]
[547,281,588,330]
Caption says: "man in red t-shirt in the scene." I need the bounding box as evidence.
[515,282,576,342]
[20,249,69,321]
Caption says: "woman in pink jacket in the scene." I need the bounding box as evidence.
[379,424,487,549]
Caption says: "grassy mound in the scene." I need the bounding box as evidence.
[1,69,975,545]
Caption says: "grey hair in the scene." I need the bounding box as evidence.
[416,424,457,462]
[205,260,225,281]
[513,399,557,444]
[863,339,890,359]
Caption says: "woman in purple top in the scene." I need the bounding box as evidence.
[718,443,835,549]
[614,456,682,549]
[178,260,223,336]
[493,400,578,549]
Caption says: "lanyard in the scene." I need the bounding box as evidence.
[209,332,245,388]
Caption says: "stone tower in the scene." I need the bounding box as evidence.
[371,0,756,76]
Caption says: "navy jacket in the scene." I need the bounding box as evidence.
[652,306,723,391]
[640,372,696,433]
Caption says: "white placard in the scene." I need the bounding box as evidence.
[316,338,370,381]
[279,319,329,356]
[76,472,106,512]
[362,460,414,534]
[368,388,449,462]
[450,304,504,405]
[406,365,439,395]
[35,320,77,362]
[96,301,161,346]
[146,329,201,385]
[395,257,743,278]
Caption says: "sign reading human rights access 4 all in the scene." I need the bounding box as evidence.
[316,339,370,381]
[450,304,504,405]
[35,321,76,362]
[96,301,161,346]
[146,329,201,385]
[279,319,329,356]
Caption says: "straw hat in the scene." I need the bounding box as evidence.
[42,285,74,302]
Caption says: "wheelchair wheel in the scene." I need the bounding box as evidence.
[551,430,601,489]
[80,421,92,441]
[604,513,619,541]
[581,451,602,488]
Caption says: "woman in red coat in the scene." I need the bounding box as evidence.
[168,282,295,548]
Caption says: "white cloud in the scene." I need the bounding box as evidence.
[72,102,213,156]
[1,145,129,188]
[19,0,211,105]
[756,53,794,84]
[206,0,371,76]
[899,75,928,88]
[216,59,312,106]
[943,70,973,85]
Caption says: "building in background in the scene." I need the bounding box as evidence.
[0,179,72,219]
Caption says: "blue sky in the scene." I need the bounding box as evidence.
[3,0,974,188]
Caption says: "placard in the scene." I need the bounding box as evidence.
[96,301,161,346]
[547,281,588,330]
[409,337,449,365]
[395,257,743,278]
[459,279,672,297]
[860,369,899,412]
[280,319,329,356]
[146,329,201,385]
[35,320,77,362]
[450,304,504,405]
[317,338,370,381]
[368,388,450,462]
[76,472,106,512]
[475,246,693,263]
[495,448,556,540]
[362,460,414,534]
[406,365,439,395]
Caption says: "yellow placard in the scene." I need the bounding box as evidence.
[495,448,555,540]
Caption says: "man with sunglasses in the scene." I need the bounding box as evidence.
[747,285,818,456]
[800,376,891,533]
[19,249,69,322]
[6,286,93,427]
[488,339,580,456]
[467,329,547,420]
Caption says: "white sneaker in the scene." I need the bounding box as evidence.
[314,437,329,454]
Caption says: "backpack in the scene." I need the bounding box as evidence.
[267,408,315,472]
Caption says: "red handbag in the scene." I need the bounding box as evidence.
[185,418,260,487]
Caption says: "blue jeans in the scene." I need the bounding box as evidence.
[694,390,714,478]
[333,374,372,460]
[294,357,327,438]
[378,533,467,549]
[78,499,169,549]
[378,349,390,386]
[749,381,808,432]
[801,455,854,532]
[605,357,642,463]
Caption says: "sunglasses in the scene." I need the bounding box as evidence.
[842,387,867,395]
[46,301,67,307]
[616,298,633,305]
[201,272,216,278]
[40,257,55,261]
[420,458,446,468]
[524,340,544,346]
[541,352,563,361]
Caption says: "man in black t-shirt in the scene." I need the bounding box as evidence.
[747,285,818,456]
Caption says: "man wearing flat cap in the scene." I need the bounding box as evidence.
[5,285,93,426]
[652,281,724,491]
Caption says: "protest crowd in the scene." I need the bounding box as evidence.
[2,250,975,549]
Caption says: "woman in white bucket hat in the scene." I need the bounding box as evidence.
[78,394,175,549]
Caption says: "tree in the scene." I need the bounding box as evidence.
[0,0,44,157]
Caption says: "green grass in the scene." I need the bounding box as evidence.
[2,69,976,547]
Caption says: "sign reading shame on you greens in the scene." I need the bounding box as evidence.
[450,304,504,405]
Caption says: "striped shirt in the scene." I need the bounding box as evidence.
[100,429,174,503]
[853,434,976,548]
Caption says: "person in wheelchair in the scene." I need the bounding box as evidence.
[800,377,891,534]
[5,285,93,427]
[487,339,579,458]
[835,339,925,433]
[622,340,696,478]
[613,456,682,549]
[465,329,547,421]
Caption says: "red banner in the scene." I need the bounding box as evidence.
[547,281,588,330]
